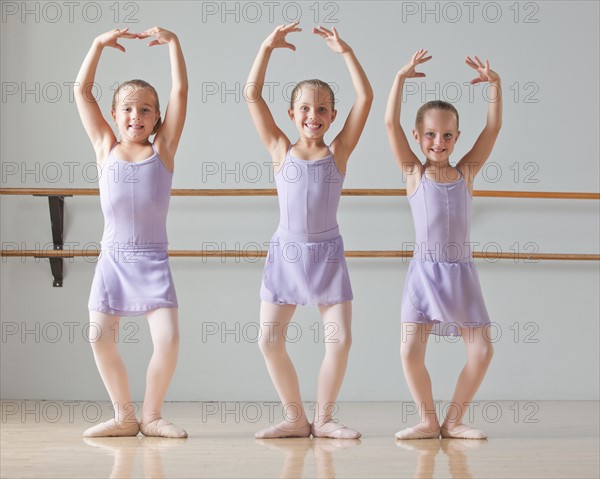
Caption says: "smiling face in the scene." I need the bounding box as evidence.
[111,84,160,143]
[413,109,460,164]
[288,85,337,140]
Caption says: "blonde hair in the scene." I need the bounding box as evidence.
[289,79,335,110]
[111,79,161,135]
[415,100,459,130]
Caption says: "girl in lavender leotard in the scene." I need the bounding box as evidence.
[75,27,188,438]
[385,50,502,440]
[246,23,372,439]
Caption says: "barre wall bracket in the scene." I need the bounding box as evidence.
[34,194,71,287]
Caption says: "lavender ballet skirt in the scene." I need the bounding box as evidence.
[88,247,178,317]
[260,227,353,306]
[401,259,490,336]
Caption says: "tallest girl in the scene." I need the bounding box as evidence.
[75,27,188,438]
[246,22,373,439]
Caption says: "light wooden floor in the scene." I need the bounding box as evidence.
[1,401,598,478]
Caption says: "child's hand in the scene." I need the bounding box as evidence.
[137,27,178,46]
[313,26,351,54]
[465,56,501,84]
[94,28,137,52]
[397,49,432,79]
[262,22,302,51]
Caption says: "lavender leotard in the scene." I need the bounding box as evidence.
[401,168,490,336]
[260,146,353,305]
[88,143,178,316]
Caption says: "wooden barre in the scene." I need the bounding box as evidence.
[1,250,598,261]
[1,188,599,200]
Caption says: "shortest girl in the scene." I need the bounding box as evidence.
[385,50,502,439]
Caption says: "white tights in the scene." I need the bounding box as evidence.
[88,308,180,425]
[258,301,353,427]
[400,323,494,431]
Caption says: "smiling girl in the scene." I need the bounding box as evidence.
[246,22,372,439]
[385,50,502,440]
[75,27,188,438]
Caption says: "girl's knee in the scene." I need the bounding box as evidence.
[482,341,494,362]
[88,325,117,352]
[258,328,286,356]
[473,341,494,364]
[157,330,180,350]
[89,338,119,357]
[325,331,352,355]
[400,323,429,364]
[400,340,425,365]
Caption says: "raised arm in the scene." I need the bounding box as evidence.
[457,56,502,182]
[139,27,188,166]
[384,49,431,175]
[245,23,301,157]
[314,27,373,163]
[74,28,136,158]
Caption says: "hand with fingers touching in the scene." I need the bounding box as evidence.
[94,28,137,52]
[262,21,303,51]
[76,25,189,440]
[465,55,501,84]
[137,26,179,47]
[397,49,432,80]
[75,27,139,153]
[313,26,351,54]
[247,23,371,443]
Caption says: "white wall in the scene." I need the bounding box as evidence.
[1,1,598,401]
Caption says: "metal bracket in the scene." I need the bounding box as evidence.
[32,195,69,287]
[48,196,65,287]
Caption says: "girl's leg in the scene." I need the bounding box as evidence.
[139,308,186,438]
[312,301,359,439]
[441,326,493,439]
[396,322,440,439]
[84,311,138,437]
[256,301,310,438]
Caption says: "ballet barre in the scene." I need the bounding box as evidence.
[1,187,599,199]
[1,187,599,286]
[1,249,598,261]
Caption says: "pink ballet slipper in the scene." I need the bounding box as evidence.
[254,422,312,439]
[83,419,140,438]
[440,424,487,440]
[311,421,361,439]
[394,426,441,440]
[139,418,187,438]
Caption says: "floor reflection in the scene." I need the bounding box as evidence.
[396,438,487,479]
[255,437,361,479]
[83,436,187,479]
